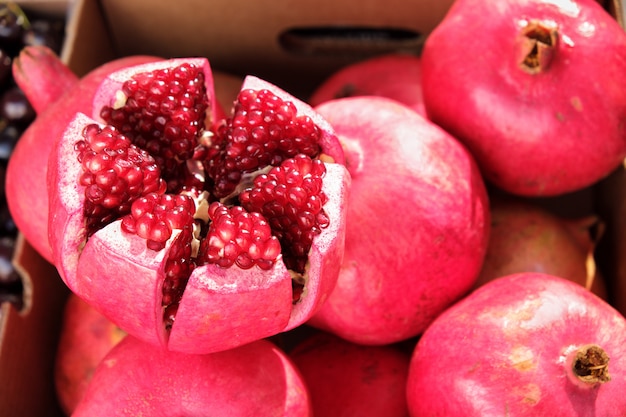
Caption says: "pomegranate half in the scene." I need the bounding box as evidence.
[420,0,626,196]
[406,272,626,416]
[47,58,350,354]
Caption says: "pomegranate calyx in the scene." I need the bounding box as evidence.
[572,344,611,385]
[519,20,558,74]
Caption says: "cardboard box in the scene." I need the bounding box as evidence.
[1,0,624,415]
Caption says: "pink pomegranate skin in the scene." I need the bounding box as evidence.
[12,45,78,114]
[407,272,626,416]
[421,0,626,196]
[474,195,607,298]
[308,96,490,345]
[308,53,426,117]
[289,331,411,417]
[72,337,312,417]
[54,293,126,415]
[47,61,350,354]
[6,50,163,263]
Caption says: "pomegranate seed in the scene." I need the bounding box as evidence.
[207,89,323,198]
[197,202,281,270]
[76,123,166,236]
[121,192,195,251]
[100,63,209,186]
[240,154,328,273]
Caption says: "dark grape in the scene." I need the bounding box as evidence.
[22,18,65,54]
[0,236,22,310]
[0,86,35,126]
[0,4,26,55]
[0,123,22,164]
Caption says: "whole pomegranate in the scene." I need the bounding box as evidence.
[308,96,490,345]
[71,336,312,416]
[406,272,626,416]
[47,58,350,354]
[421,0,626,196]
[6,46,163,263]
[474,195,607,298]
[289,331,411,417]
[54,293,126,415]
[308,53,426,117]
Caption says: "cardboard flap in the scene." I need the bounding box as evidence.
[99,0,455,97]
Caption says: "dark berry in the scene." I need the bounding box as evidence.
[22,19,65,54]
[0,123,23,164]
[0,86,35,126]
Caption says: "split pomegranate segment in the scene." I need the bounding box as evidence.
[47,58,350,354]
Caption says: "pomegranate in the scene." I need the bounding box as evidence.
[308,96,490,345]
[47,58,350,354]
[6,46,163,263]
[406,272,626,416]
[420,0,626,196]
[308,53,426,117]
[54,293,126,415]
[71,336,312,416]
[289,331,411,417]
[474,195,607,298]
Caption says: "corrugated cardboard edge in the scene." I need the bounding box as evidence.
[0,235,69,417]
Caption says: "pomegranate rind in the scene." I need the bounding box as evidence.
[72,337,312,417]
[48,112,94,291]
[289,331,411,417]
[168,263,292,354]
[13,45,79,114]
[284,162,350,331]
[406,272,626,415]
[7,54,163,263]
[421,0,626,196]
[308,96,490,345]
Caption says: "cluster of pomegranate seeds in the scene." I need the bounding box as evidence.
[162,226,195,330]
[99,63,209,186]
[120,193,196,251]
[197,201,281,270]
[75,123,166,236]
[207,88,322,199]
[240,154,329,273]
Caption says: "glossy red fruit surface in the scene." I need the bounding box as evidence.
[421,0,626,196]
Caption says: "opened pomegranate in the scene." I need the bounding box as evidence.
[421,0,626,196]
[308,96,490,345]
[47,58,350,354]
[72,336,312,416]
[289,331,411,417]
[54,293,126,415]
[407,272,626,416]
[6,46,163,263]
[474,195,607,298]
[308,53,426,117]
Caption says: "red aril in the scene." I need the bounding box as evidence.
[308,53,426,117]
[47,58,350,354]
[72,336,312,416]
[308,96,490,345]
[406,272,626,416]
[421,0,626,196]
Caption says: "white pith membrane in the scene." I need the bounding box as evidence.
[52,61,349,353]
